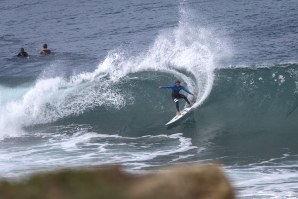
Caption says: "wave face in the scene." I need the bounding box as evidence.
[198,64,298,160]
[3,62,298,160]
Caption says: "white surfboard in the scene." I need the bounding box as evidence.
[165,107,193,125]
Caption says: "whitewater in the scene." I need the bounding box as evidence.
[1,0,298,198]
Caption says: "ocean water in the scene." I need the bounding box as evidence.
[1,0,298,198]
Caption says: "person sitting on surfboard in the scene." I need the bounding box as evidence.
[159,80,195,116]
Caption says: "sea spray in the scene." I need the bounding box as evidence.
[0,77,127,138]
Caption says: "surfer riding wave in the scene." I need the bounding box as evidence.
[159,80,195,115]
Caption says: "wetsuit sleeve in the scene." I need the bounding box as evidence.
[181,86,192,94]
[160,85,174,89]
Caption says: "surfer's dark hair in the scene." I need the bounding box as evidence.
[175,80,181,84]
[43,44,47,48]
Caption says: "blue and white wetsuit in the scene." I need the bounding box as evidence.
[160,84,192,111]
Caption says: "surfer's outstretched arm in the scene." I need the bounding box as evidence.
[158,85,174,89]
[181,86,192,94]
[181,86,195,97]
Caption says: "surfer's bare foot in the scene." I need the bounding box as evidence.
[189,103,193,107]
[177,112,181,116]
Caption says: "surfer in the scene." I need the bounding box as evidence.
[159,80,195,115]
[17,48,28,58]
[39,44,51,55]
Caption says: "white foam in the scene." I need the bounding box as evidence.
[0,77,127,138]
[0,130,200,178]
[227,156,298,199]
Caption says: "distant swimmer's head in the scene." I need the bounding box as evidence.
[20,48,24,52]
[175,80,181,86]
[43,44,48,48]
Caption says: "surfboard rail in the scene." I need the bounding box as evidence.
[165,107,193,125]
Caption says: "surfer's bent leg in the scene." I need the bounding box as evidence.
[179,94,190,104]
[172,96,180,111]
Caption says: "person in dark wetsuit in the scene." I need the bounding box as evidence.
[159,80,195,115]
[17,48,28,57]
[39,44,51,55]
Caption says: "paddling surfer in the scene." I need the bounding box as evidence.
[159,80,195,116]
[17,48,28,58]
[39,44,51,55]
